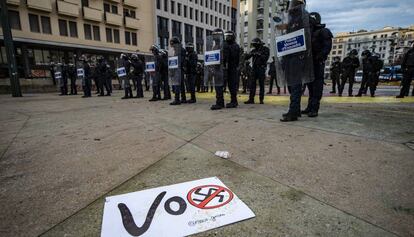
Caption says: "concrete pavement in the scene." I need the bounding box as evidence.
[0,91,413,237]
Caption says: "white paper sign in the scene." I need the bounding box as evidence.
[54,72,62,79]
[276,28,307,57]
[101,177,255,237]
[168,56,179,69]
[204,50,221,66]
[117,67,127,77]
[146,62,156,72]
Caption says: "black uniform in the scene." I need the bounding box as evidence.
[160,53,171,100]
[245,45,270,103]
[398,48,414,98]
[330,61,341,94]
[223,39,241,106]
[131,57,144,98]
[195,64,203,92]
[268,60,280,94]
[82,61,92,98]
[68,64,77,95]
[179,46,187,102]
[357,56,371,96]
[97,60,111,96]
[119,57,133,99]
[241,62,252,94]
[366,55,383,97]
[339,56,360,96]
[304,21,333,114]
[184,48,198,103]
[60,65,68,96]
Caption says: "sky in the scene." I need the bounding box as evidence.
[306,0,414,34]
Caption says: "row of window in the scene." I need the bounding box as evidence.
[6,10,137,46]
[157,0,231,17]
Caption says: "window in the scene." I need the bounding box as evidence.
[131,32,137,46]
[29,14,40,33]
[84,24,92,40]
[190,7,193,19]
[41,16,51,34]
[113,29,120,43]
[164,0,168,11]
[171,1,175,14]
[111,5,118,14]
[104,2,118,14]
[106,28,113,42]
[81,0,89,7]
[9,10,21,30]
[184,5,187,18]
[195,9,198,21]
[69,21,78,37]
[125,31,131,45]
[123,8,136,18]
[125,31,137,46]
[177,3,181,16]
[93,26,100,41]
[58,19,68,36]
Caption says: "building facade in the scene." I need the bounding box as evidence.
[327,25,414,69]
[239,0,277,57]
[155,0,234,56]
[0,0,154,81]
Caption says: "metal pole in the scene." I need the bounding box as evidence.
[0,1,22,97]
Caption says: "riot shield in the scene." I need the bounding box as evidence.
[204,34,224,87]
[145,59,156,87]
[117,58,130,88]
[54,64,63,88]
[168,45,182,86]
[273,3,314,87]
[76,61,85,87]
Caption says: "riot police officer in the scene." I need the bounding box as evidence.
[169,37,187,105]
[366,53,383,97]
[223,30,241,108]
[330,57,341,94]
[339,49,360,97]
[302,12,333,117]
[241,61,252,94]
[80,55,92,98]
[149,45,162,101]
[60,63,68,96]
[244,38,270,104]
[131,54,144,98]
[356,50,372,97]
[96,56,111,96]
[267,57,280,95]
[397,42,414,98]
[196,62,204,92]
[184,42,198,103]
[119,53,133,99]
[68,63,77,95]
[160,49,171,100]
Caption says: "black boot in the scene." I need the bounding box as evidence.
[211,103,224,110]
[170,100,181,105]
[280,113,299,122]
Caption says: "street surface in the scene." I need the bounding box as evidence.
[0,89,413,237]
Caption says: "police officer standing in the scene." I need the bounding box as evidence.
[184,42,198,103]
[81,55,92,98]
[244,38,270,104]
[356,50,372,97]
[119,53,133,99]
[339,49,360,97]
[302,12,333,117]
[131,54,144,98]
[169,37,187,105]
[397,42,414,98]
[267,57,280,95]
[68,63,77,95]
[329,56,341,94]
[60,63,69,96]
[223,30,241,108]
[160,49,171,100]
[149,45,162,101]
[97,56,111,96]
[366,53,383,97]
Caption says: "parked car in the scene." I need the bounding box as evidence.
[379,66,403,81]
[354,70,363,83]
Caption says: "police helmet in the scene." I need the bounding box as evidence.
[131,54,138,60]
[186,42,195,50]
[349,49,358,56]
[224,31,236,42]
[361,50,372,58]
[150,45,160,55]
[170,36,181,46]
[310,12,321,25]
[251,37,264,48]
[289,0,306,10]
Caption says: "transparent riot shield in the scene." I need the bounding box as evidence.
[168,45,182,86]
[273,2,314,87]
[204,34,224,87]
[117,58,130,88]
[76,61,85,87]
[145,58,156,87]
[54,64,63,88]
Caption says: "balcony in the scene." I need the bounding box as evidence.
[123,0,139,8]
[107,0,121,3]
[27,0,52,12]
[57,0,80,17]
[124,17,140,30]
[7,0,20,6]
[83,6,102,22]
[105,12,123,26]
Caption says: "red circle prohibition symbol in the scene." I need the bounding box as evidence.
[187,185,234,209]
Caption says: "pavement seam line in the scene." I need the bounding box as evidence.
[39,123,219,236]
[0,115,31,161]
[185,141,402,237]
